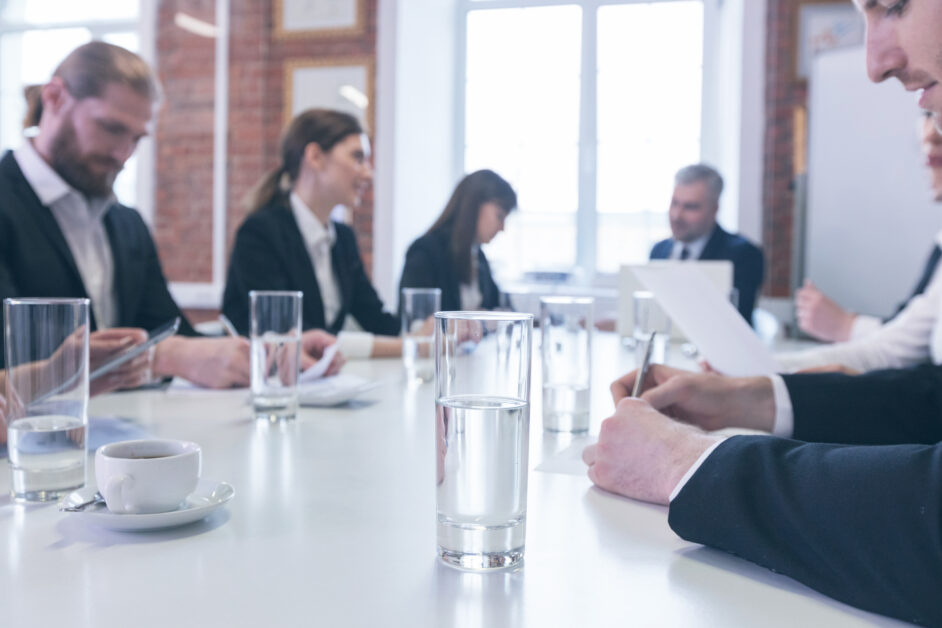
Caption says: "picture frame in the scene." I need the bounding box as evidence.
[795,1,864,81]
[273,0,366,39]
[283,56,375,133]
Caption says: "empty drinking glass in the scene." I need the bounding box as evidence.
[401,287,441,384]
[250,291,302,421]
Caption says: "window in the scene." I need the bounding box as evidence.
[0,0,142,206]
[460,0,710,279]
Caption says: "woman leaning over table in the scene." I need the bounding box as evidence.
[222,109,401,359]
[398,169,516,311]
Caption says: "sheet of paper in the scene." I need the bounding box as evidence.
[299,343,340,384]
[535,436,596,476]
[632,265,778,377]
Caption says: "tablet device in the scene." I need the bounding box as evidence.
[89,317,181,381]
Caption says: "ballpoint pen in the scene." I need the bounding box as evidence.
[631,331,657,398]
[218,314,239,338]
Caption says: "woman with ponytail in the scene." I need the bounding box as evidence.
[222,109,399,358]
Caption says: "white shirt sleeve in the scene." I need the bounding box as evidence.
[774,282,942,373]
[337,331,375,359]
[669,374,793,501]
[848,314,883,340]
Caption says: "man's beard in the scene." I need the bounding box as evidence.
[48,116,122,198]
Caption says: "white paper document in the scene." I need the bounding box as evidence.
[299,343,340,384]
[632,265,778,377]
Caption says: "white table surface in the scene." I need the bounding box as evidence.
[0,334,905,627]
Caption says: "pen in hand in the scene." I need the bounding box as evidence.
[218,314,239,338]
[631,331,657,398]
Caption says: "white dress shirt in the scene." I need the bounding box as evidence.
[14,140,118,329]
[459,245,483,310]
[670,373,795,501]
[668,230,711,260]
[775,252,942,373]
[289,193,374,358]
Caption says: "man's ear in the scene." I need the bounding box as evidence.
[41,77,71,118]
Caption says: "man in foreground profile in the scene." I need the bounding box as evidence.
[584,2,942,624]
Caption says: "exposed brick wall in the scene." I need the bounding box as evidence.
[154,0,378,287]
[763,0,810,297]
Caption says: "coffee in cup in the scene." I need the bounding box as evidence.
[95,439,201,514]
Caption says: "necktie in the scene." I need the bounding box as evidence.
[680,246,691,260]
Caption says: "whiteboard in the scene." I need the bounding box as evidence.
[806,46,941,318]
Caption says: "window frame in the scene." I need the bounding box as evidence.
[455,0,720,279]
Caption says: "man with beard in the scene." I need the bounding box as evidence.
[0,42,339,387]
[583,1,942,624]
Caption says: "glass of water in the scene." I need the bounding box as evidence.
[401,287,441,384]
[540,297,592,433]
[250,290,302,421]
[4,297,89,502]
[434,311,533,570]
[633,291,671,365]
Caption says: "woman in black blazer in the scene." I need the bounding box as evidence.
[223,109,399,353]
[398,170,517,311]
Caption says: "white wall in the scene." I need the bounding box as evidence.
[702,0,765,243]
[374,0,459,309]
[806,46,941,317]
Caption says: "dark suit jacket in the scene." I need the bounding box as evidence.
[669,365,942,625]
[650,224,764,324]
[889,243,941,320]
[222,201,399,337]
[398,229,500,312]
[0,151,196,367]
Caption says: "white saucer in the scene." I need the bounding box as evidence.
[59,479,234,531]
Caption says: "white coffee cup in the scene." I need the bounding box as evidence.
[95,439,201,514]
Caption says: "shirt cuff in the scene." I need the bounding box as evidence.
[769,374,794,438]
[337,331,374,359]
[849,314,882,340]
[669,439,726,502]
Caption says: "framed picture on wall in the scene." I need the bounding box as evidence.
[274,0,366,39]
[796,2,864,81]
[284,56,375,133]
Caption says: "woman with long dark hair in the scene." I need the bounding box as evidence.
[223,109,399,357]
[398,169,517,310]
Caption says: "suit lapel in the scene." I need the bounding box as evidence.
[0,154,86,293]
[103,209,132,327]
[330,227,353,329]
[698,225,726,260]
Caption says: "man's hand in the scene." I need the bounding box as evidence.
[88,328,149,395]
[610,364,776,433]
[154,336,251,388]
[582,398,720,505]
[300,329,345,375]
[795,279,856,342]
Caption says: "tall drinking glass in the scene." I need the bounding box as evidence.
[4,298,89,502]
[435,311,533,570]
[401,287,441,383]
[250,290,302,421]
[540,297,593,433]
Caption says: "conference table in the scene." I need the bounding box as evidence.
[0,333,906,627]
